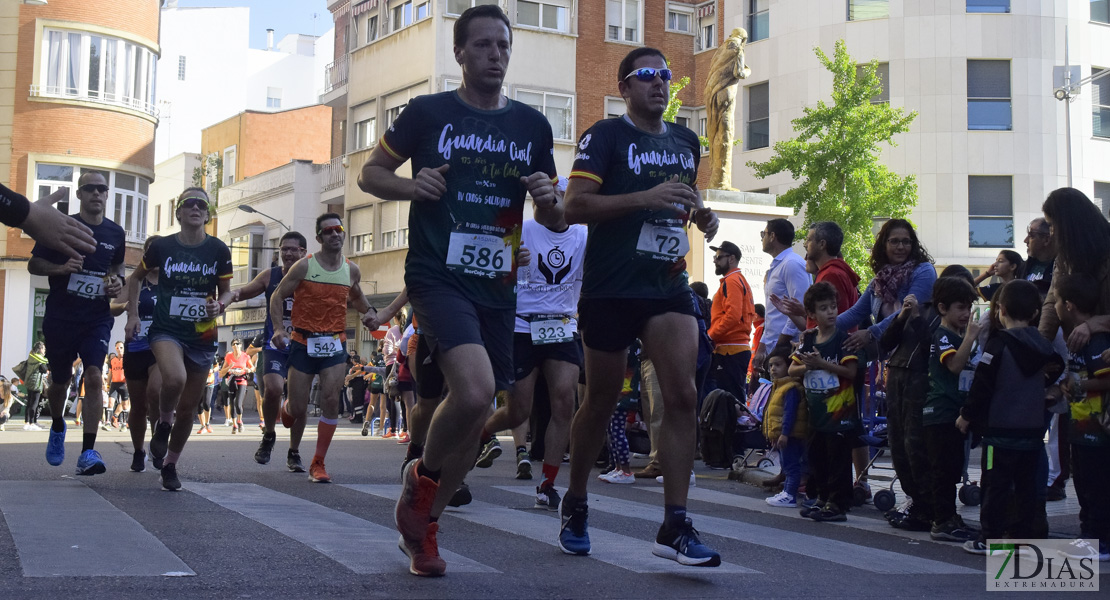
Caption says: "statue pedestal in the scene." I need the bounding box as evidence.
[688,189,794,304]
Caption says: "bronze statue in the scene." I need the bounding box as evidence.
[704,28,752,191]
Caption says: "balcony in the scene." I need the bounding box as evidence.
[29,85,158,120]
[318,155,347,204]
[323,54,349,97]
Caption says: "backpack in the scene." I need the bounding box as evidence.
[12,360,28,381]
[699,388,738,469]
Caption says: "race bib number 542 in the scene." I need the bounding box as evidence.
[446,231,512,278]
[307,335,342,358]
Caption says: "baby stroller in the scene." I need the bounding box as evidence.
[728,380,778,472]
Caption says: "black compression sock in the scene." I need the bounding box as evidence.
[416,460,440,482]
[82,433,96,452]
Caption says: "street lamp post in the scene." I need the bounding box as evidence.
[1053,28,1110,188]
[237,204,290,231]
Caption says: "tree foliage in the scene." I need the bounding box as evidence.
[663,74,710,148]
[191,154,223,201]
[746,39,917,279]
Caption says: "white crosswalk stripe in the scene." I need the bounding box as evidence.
[188,483,497,574]
[0,481,194,577]
[344,484,760,574]
[496,485,979,575]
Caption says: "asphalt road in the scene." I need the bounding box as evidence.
[0,418,1101,599]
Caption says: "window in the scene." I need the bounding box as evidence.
[605,97,627,119]
[857,62,889,104]
[746,82,769,150]
[355,118,377,149]
[967,0,1009,13]
[1094,68,1109,139]
[606,0,641,43]
[967,60,1011,130]
[230,231,264,285]
[968,176,1013,248]
[37,28,157,115]
[386,105,405,128]
[33,163,148,242]
[266,87,282,109]
[696,10,716,52]
[518,1,569,32]
[665,4,692,33]
[847,0,888,21]
[1092,0,1109,24]
[349,206,374,254]
[392,1,413,31]
[416,2,430,20]
[380,201,410,249]
[168,202,175,227]
[447,0,498,15]
[516,90,573,141]
[366,15,379,43]
[223,146,237,186]
[177,55,186,80]
[748,0,768,42]
[154,204,161,231]
[444,78,461,92]
[1094,182,1110,219]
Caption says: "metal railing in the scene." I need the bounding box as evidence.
[323,54,349,95]
[29,85,158,117]
[218,164,298,205]
[320,155,346,192]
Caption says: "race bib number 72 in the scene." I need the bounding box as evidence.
[636,223,689,261]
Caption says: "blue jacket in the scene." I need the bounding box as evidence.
[836,262,937,346]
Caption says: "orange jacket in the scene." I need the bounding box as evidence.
[708,269,755,350]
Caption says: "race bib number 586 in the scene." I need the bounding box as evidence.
[446,231,512,278]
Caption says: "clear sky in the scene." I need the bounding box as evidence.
[175,0,330,49]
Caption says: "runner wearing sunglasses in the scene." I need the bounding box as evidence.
[560,47,721,566]
[125,187,233,491]
[357,5,559,577]
[29,171,126,475]
[269,213,378,484]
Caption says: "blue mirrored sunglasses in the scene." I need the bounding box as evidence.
[624,67,672,82]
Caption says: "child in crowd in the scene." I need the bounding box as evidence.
[1053,273,1110,562]
[748,304,766,397]
[763,345,807,508]
[789,282,859,522]
[923,276,980,542]
[957,279,1064,554]
[599,340,642,484]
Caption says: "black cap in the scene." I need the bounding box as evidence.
[710,241,742,260]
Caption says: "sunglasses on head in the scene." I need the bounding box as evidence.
[624,67,672,82]
[177,197,209,211]
[80,184,109,194]
[318,224,345,235]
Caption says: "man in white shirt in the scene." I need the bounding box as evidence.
[752,218,811,368]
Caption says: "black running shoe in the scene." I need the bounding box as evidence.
[255,432,276,465]
[150,421,172,462]
[447,482,472,507]
[130,449,146,473]
[652,518,721,567]
[161,463,181,491]
[287,449,306,473]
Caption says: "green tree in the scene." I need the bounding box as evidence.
[747,39,917,279]
[664,74,710,149]
[191,154,223,201]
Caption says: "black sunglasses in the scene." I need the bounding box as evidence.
[80,184,109,194]
[624,67,672,82]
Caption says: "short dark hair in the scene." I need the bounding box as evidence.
[617,47,667,82]
[454,4,511,48]
[932,277,977,312]
[768,344,793,365]
[754,303,765,319]
[997,279,1041,322]
[803,281,838,314]
[809,221,843,257]
[316,212,343,234]
[1054,273,1099,315]
[766,218,795,246]
[280,230,307,249]
[997,250,1025,279]
[690,281,709,300]
[939,264,975,287]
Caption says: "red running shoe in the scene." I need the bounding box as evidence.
[396,431,411,444]
[395,459,443,576]
[279,402,294,429]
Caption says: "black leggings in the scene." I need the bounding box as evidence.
[231,379,248,417]
[25,390,42,424]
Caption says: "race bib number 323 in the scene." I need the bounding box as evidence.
[446,231,512,278]
[529,315,575,345]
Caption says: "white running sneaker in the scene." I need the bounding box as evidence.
[765,491,797,507]
[599,470,635,484]
[655,471,697,487]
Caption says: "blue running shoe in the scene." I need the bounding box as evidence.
[45,423,66,466]
[652,518,721,567]
[75,449,107,476]
[558,498,590,555]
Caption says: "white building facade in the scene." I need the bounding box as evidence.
[723,0,1110,270]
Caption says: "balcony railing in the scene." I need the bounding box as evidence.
[320,155,346,192]
[323,54,349,96]
[29,85,158,117]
